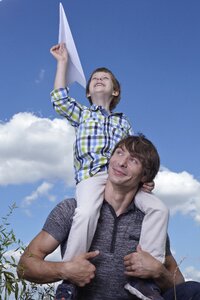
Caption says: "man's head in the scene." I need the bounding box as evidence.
[86,67,121,111]
[108,135,160,189]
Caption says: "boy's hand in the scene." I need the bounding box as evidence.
[141,181,154,193]
[50,43,68,63]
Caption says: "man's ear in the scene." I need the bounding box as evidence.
[86,92,91,98]
[112,90,119,96]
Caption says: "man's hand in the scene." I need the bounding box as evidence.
[61,251,99,287]
[141,181,154,193]
[124,245,161,279]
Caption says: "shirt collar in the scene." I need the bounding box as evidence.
[90,104,109,115]
[103,198,136,215]
[90,104,123,116]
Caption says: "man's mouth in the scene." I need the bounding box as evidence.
[112,167,126,177]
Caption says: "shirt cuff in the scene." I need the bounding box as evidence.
[50,87,69,101]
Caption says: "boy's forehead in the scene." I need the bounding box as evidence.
[92,71,111,78]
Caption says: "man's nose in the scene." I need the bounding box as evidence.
[118,157,128,167]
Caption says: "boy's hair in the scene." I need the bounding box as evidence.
[112,134,160,182]
[86,67,121,111]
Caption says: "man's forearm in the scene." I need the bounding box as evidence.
[124,248,185,292]
[154,255,185,292]
[17,249,66,284]
[155,256,185,291]
[18,246,99,286]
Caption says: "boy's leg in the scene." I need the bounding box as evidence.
[62,171,108,261]
[134,190,169,263]
[55,281,77,300]
[125,279,164,300]
[125,191,169,300]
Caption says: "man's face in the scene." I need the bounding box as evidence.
[87,71,118,101]
[108,145,144,190]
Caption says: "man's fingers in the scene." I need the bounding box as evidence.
[124,253,131,261]
[84,250,99,260]
[136,244,142,252]
[124,259,131,267]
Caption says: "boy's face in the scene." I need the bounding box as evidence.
[87,71,119,102]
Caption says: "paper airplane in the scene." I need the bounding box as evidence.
[59,3,86,88]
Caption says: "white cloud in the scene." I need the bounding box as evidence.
[22,181,55,206]
[184,266,200,281]
[35,68,45,84]
[0,112,75,186]
[154,167,200,223]
[1,112,200,224]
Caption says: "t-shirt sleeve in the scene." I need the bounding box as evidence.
[42,199,76,243]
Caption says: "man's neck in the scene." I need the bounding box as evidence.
[104,181,138,216]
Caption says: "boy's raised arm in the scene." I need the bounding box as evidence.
[50,43,68,89]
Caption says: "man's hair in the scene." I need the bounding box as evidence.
[112,134,160,182]
[86,67,121,111]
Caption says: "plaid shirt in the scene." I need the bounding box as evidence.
[51,88,133,184]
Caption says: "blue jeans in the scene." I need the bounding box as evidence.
[163,281,200,300]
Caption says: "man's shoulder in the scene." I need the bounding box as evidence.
[53,198,77,216]
[44,198,77,225]
[42,198,77,243]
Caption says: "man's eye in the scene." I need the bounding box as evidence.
[116,149,123,155]
[129,157,138,163]
[103,76,109,80]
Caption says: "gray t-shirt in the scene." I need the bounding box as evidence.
[43,198,171,300]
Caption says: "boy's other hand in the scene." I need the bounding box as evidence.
[141,181,154,193]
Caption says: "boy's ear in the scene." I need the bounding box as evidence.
[112,90,119,96]
[86,92,91,97]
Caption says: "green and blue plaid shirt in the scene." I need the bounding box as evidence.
[51,88,133,184]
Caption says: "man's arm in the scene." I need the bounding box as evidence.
[124,245,184,292]
[17,230,99,286]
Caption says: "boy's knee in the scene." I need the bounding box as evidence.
[75,207,96,221]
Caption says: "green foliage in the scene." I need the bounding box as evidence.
[0,203,55,299]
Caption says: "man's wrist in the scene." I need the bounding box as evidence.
[153,263,174,291]
[152,261,164,279]
[57,261,71,281]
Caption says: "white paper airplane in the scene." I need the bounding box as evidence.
[59,3,86,88]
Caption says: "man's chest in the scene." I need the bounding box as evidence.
[90,205,144,257]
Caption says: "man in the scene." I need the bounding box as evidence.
[17,135,200,300]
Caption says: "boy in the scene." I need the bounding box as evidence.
[50,43,169,300]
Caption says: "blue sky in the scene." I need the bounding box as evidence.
[0,0,200,282]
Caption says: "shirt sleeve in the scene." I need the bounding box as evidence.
[123,114,134,136]
[42,199,76,243]
[50,88,84,127]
